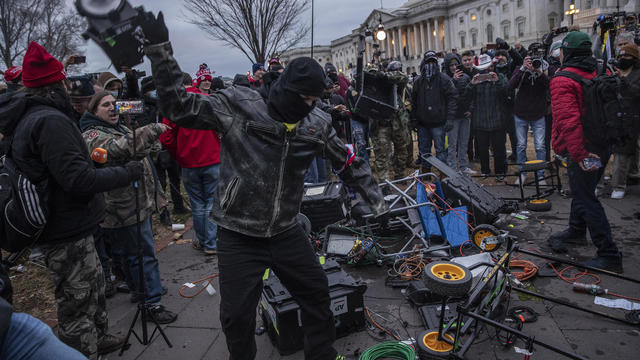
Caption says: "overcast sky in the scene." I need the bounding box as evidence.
[71,0,407,78]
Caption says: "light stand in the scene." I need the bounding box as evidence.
[119,117,172,355]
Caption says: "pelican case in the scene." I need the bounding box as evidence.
[259,258,367,355]
[353,71,398,121]
[301,182,350,231]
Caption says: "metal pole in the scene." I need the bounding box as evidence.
[310,0,314,59]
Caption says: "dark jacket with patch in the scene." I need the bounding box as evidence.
[410,71,458,128]
[0,92,131,244]
[145,41,387,238]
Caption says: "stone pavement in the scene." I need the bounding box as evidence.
[103,182,640,360]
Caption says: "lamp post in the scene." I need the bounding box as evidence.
[311,0,314,59]
[565,2,580,26]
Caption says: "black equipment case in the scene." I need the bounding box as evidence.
[301,182,350,231]
[260,258,367,355]
[353,71,398,121]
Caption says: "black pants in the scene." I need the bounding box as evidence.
[544,114,553,162]
[154,152,185,211]
[476,129,506,175]
[505,113,517,159]
[218,225,336,360]
[567,151,621,259]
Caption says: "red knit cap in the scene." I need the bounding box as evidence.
[4,66,22,82]
[21,42,66,88]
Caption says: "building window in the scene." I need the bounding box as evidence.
[584,0,593,9]
[503,24,510,40]
[460,33,466,48]
[487,9,492,16]
[459,16,464,24]
[502,4,508,12]
[548,16,556,29]
[517,0,523,8]
[471,32,478,47]
[517,20,525,38]
[486,24,494,42]
[471,14,477,21]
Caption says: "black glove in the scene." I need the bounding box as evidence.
[444,120,454,132]
[496,37,509,50]
[125,161,144,181]
[141,11,169,45]
[376,212,391,231]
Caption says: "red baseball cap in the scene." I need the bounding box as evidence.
[3,66,22,82]
[21,42,66,88]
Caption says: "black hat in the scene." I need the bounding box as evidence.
[280,57,325,97]
[324,62,337,73]
[68,75,95,98]
[141,76,155,94]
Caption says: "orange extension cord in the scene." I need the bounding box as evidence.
[179,274,219,298]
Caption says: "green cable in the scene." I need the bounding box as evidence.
[358,341,416,360]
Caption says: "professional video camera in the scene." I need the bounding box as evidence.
[74,0,156,69]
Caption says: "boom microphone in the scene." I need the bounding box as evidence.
[91,147,108,166]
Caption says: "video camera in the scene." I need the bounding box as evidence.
[74,0,156,69]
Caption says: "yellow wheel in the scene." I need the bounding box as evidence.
[526,198,552,212]
[417,328,454,357]
[424,261,472,298]
[471,224,501,252]
[521,159,548,172]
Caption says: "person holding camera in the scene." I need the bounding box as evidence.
[443,53,473,174]
[80,91,178,324]
[138,13,387,360]
[548,31,623,272]
[0,42,141,359]
[466,54,508,180]
[509,54,550,184]
[493,39,523,163]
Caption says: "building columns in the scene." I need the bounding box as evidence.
[426,20,432,51]
[444,17,451,50]
[419,21,426,55]
[386,33,391,59]
[413,23,420,57]
[435,17,441,51]
[395,27,402,60]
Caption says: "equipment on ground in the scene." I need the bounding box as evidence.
[301,182,350,232]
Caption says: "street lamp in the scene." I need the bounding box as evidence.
[375,13,386,41]
[565,3,580,26]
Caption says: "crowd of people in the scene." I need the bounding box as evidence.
[0,9,638,360]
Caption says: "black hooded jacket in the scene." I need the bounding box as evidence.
[0,91,131,244]
[443,53,471,117]
[411,59,458,128]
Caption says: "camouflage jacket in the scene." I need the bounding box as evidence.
[79,111,166,228]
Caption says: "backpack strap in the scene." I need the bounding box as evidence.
[555,70,592,86]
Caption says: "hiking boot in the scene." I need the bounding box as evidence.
[159,208,172,226]
[547,229,587,253]
[105,279,116,298]
[204,248,217,255]
[192,239,203,251]
[148,305,178,324]
[116,282,130,294]
[496,175,505,182]
[98,333,125,355]
[580,256,623,273]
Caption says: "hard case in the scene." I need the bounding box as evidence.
[301,182,350,231]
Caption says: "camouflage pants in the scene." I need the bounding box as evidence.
[42,235,107,360]
[371,118,410,182]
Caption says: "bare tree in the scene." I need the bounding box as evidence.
[183,0,310,64]
[0,0,85,69]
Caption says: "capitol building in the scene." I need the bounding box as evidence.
[279,0,639,75]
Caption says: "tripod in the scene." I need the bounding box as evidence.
[120,118,172,355]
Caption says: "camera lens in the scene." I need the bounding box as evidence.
[532,58,542,69]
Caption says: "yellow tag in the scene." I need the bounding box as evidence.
[283,122,299,132]
[319,256,325,265]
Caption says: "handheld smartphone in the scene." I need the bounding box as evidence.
[582,157,602,169]
[115,100,144,114]
[456,64,465,72]
[476,73,493,82]
[72,55,86,64]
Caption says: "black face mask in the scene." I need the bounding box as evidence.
[267,85,314,124]
[617,58,635,70]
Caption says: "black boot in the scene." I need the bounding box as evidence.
[547,229,586,253]
[159,208,172,226]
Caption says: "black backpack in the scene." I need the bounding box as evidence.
[555,66,631,148]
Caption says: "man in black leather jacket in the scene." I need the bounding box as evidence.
[140,13,386,360]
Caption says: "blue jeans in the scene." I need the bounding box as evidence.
[304,157,327,184]
[515,115,546,178]
[0,313,87,360]
[351,119,370,162]
[182,164,220,250]
[109,216,163,304]
[567,151,621,259]
[446,117,471,170]
[417,125,446,166]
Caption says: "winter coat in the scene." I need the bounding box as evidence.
[550,66,596,163]
[159,87,221,168]
[80,111,164,228]
[617,65,640,155]
[509,68,549,121]
[144,41,387,238]
[467,73,508,131]
[410,72,458,128]
[0,92,131,243]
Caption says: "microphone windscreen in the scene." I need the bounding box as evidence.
[91,147,108,164]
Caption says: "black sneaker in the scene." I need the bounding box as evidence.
[580,256,623,273]
[98,333,125,354]
[547,229,587,253]
[105,279,116,298]
[159,208,172,226]
[149,305,178,324]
